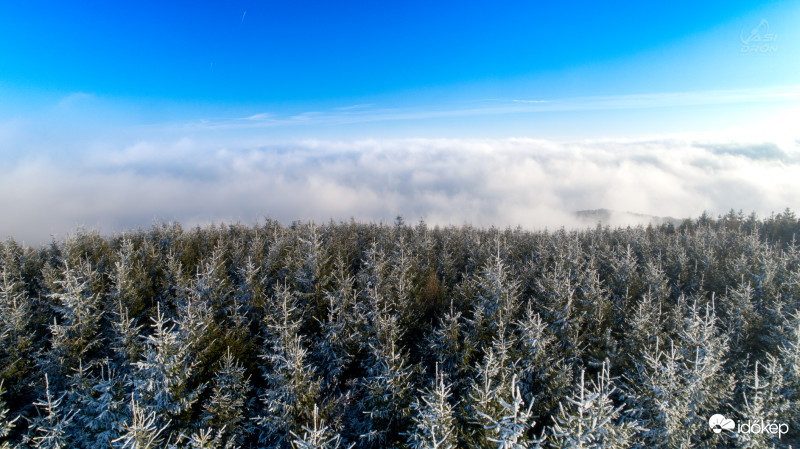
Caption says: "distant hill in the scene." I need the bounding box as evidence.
[573,209,684,227]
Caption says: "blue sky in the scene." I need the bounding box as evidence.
[2,1,798,125]
[1,1,799,242]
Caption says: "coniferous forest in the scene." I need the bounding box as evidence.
[1,210,799,448]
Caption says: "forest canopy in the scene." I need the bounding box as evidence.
[0,209,799,448]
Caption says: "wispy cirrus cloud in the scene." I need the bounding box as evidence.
[180,85,800,133]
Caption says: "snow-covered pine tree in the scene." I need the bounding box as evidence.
[677,297,734,416]
[472,372,539,449]
[621,290,665,371]
[111,236,150,330]
[290,222,331,306]
[573,266,616,365]
[716,282,759,351]
[174,266,219,387]
[626,297,733,448]
[191,241,232,314]
[254,284,323,449]
[664,241,692,296]
[358,318,416,447]
[201,347,251,446]
[66,360,128,449]
[357,241,390,308]
[113,398,169,449]
[163,251,191,314]
[387,234,420,331]
[425,298,474,396]
[314,256,359,388]
[466,348,502,449]
[776,310,800,441]
[229,256,259,331]
[749,240,781,308]
[736,358,793,449]
[548,363,636,449]
[109,305,143,373]
[262,224,292,290]
[603,244,642,306]
[515,305,571,423]
[469,247,521,348]
[46,259,104,382]
[0,380,19,449]
[130,304,204,441]
[0,266,33,398]
[640,259,670,307]
[627,340,692,448]
[533,258,587,365]
[290,404,350,449]
[179,427,226,449]
[357,279,416,448]
[467,348,540,449]
[24,374,75,449]
[406,365,458,449]
[110,242,146,368]
[91,362,129,447]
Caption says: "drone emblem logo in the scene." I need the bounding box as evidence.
[740,19,777,53]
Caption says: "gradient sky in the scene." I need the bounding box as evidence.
[1,1,799,242]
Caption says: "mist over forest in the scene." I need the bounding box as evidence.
[4,137,798,245]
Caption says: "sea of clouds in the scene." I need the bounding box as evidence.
[2,136,798,245]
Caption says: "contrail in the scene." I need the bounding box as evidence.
[241,11,247,24]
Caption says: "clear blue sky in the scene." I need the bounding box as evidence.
[1,1,799,242]
[1,1,797,123]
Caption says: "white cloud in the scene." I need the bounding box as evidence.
[182,86,800,132]
[57,92,96,108]
[1,136,798,245]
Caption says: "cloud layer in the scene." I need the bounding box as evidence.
[1,137,798,244]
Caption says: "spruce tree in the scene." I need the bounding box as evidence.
[736,358,793,449]
[358,313,416,448]
[66,360,127,449]
[255,284,323,448]
[180,427,226,449]
[46,259,104,382]
[290,404,350,449]
[549,364,636,449]
[469,248,521,347]
[467,350,539,449]
[406,366,458,449]
[425,299,474,396]
[24,375,74,449]
[472,373,539,449]
[0,267,33,399]
[201,347,251,446]
[626,297,733,448]
[130,304,204,440]
[515,306,571,422]
[0,381,19,449]
[290,222,331,304]
[776,310,800,441]
[356,273,416,448]
[113,399,169,449]
[314,256,359,389]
